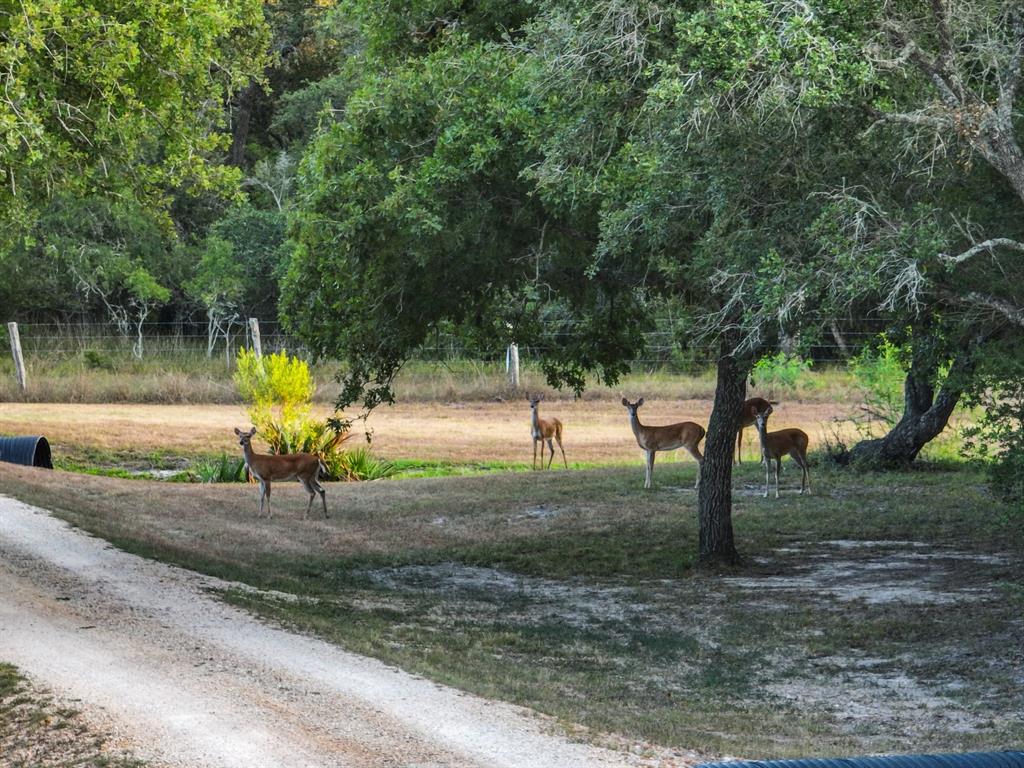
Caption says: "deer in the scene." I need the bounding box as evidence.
[622,398,705,489]
[234,427,329,519]
[528,395,567,470]
[736,397,778,464]
[752,410,811,498]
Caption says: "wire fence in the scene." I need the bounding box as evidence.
[1,318,892,371]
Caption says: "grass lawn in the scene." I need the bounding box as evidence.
[1,454,1021,759]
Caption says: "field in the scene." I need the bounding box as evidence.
[0,388,1021,759]
[0,398,851,467]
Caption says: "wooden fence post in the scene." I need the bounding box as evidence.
[248,318,263,359]
[7,322,27,391]
[507,343,520,390]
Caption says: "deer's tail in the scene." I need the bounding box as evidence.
[318,460,328,479]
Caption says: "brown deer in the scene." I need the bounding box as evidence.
[528,395,567,469]
[752,410,810,498]
[622,398,705,489]
[234,427,328,518]
[736,397,778,464]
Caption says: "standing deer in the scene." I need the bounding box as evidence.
[528,395,567,469]
[736,397,778,464]
[234,427,329,519]
[622,398,705,489]
[752,411,811,498]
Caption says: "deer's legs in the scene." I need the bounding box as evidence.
[736,427,743,465]
[258,481,272,518]
[555,437,567,469]
[763,459,770,498]
[299,476,329,519]
[644,450,655,489]
[546,438,556,469]
[791,449,810,494]
[533,439,539,470]
[301,480,315,519]
[774,457,782,499]
[683,445,703,489]
[313,478,328,517]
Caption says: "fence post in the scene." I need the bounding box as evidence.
[248,318,263,359]
[7,322,27,391]
[507,343,520,390]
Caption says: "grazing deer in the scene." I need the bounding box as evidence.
[736,397,778,464]
[752,411,810,498]
[234,427,328,519]
[528,395,567,469]
[622,398,705,489]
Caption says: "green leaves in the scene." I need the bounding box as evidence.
[0,0,270,238]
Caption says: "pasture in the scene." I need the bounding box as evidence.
[0,396,1021,759]
[1,398,852,468]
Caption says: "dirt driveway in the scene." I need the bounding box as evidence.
[0,495,682,768]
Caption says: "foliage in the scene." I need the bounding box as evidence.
[83,349,116,372]
[751,353,812,391]
[324,445,396,482]
[195,452,248,484]
[207,205,289,319]
[232,347,365,479]
[849,337,907,428]
[963,349,1024,517]
[0,0,270,237]
[234,348,316,451]
[188,236,245,317]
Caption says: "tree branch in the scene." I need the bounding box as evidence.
[998,11,1024,123]
[940,237,1024,265]
[961,291,1024,326]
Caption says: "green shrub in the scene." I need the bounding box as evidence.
[963,371,1024,518]
[325,445,396,481]
[83,349,116,371]
[233,347,358,476]
[234,348,315,448]
[752,352,812,391]
[849,337,906,427]
[195,452,248,483]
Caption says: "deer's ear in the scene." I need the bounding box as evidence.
[637,397,644,407]
[621,397,629,406]
[234,428,242,436]
[248,427,257,436]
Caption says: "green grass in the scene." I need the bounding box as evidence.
[1,457,1021,758]
[0,662,146,766]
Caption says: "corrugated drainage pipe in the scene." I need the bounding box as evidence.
[0,435,53,469]
[697,753,1024,768]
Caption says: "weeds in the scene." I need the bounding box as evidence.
[327,445,396,481]
[195,453,248,483]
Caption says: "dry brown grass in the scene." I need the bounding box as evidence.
[0,399,855,464]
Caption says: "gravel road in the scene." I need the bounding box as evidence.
[0,495,672,768]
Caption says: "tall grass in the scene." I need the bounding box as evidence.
[0,350,861,405]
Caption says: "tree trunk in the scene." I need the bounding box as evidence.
[697,346,748,566]
[229,82,260,168]
[850,334,976,467]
